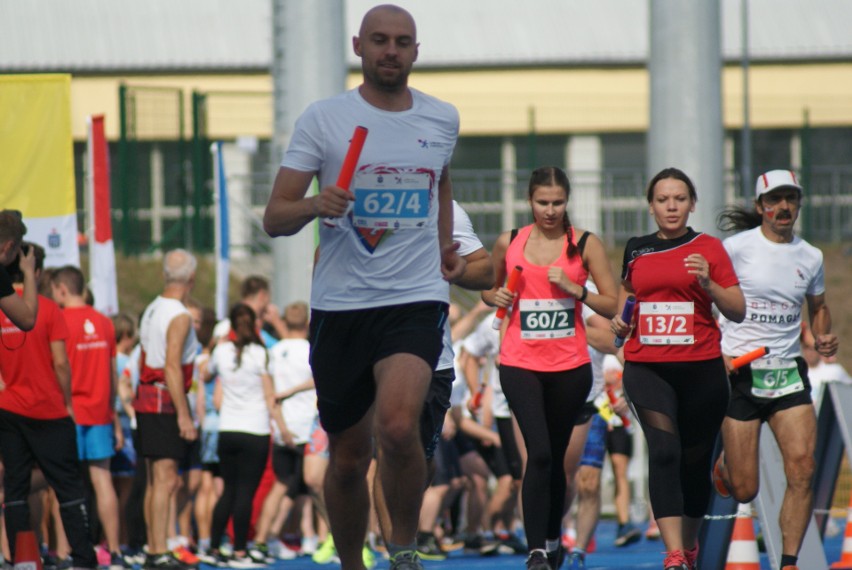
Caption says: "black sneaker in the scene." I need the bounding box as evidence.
[144,553,184,570]
[525,550,551,570]
[415,534,447,561]
[497,533,528,555]
[388,550,423,570]
[614,522,642,547]
[109,551,132,570]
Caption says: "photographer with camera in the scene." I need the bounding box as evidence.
[0,240,98,570]
[0,209,38,331]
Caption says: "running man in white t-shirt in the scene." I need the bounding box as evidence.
[262,6,463,570]
[714,169,839,570]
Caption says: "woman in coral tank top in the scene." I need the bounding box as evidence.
[483,166,617,570]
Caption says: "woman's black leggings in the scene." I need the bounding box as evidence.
[210,431,270,551]
[622,358,729,519]
[499,364,592,550]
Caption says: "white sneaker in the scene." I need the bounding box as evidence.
[227,555,264,569]
[300,535,318,556]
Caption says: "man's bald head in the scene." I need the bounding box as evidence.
[359,4,416,40]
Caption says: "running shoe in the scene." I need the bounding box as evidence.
[41,551,59,570]
[439,535,465,552]
[780,566,799,570]
[194,549,217,566]
[415,534,447,561]
[245,546,272,565]
[613,522,642,547]
[663,549,689,570]
[97,545,112,568]
[712,453,731,498]
[460,532,486,552]
[172,546,200,568]
[684,544,698,570]
[566,551,586,570]
[362,545,376,569]
[300,535,319,556]
[561,528,576,552]
[525,550,551,570]
[109,551,132,570]
[226,555,264,569]
[311,535,337,565]
[144,553,184,570]
[496,532,527,554]
[547,545,566,570]
[388,550,423,570]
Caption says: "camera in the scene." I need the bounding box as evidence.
[5,242,42,283]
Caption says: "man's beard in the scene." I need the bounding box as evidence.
[365,63,409,91]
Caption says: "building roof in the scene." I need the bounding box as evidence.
[1,0,851,73]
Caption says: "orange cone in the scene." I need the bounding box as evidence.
[831,494,852,569]
[13,530,43,570]
[725,503,760,570]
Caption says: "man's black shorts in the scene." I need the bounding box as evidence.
[310,301,448,434]
[727,356,812,422]
[135,412,187,460]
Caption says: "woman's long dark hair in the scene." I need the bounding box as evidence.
[528,166,578,259]
[717,205,762,232]
[229,303,263,368]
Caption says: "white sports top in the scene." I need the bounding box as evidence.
[268,338,316,445]
[720,227,825,359]
[437,201,486,371]
[282,88,459,311]
[139,296,199,370]
[208,342,271,436]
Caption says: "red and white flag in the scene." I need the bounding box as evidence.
[87,115,119,316]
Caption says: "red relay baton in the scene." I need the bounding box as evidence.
[606,386,631,429]
[471,381,486,411]
[322,126,368,227]
[336,126,368,191]
[492,266,523,329]
[731,346,769,370]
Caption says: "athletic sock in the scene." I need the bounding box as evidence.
[780,554,798,569]
[545,539,560,553]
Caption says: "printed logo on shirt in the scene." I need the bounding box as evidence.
[417,139,452,150]
[794,267,809,290]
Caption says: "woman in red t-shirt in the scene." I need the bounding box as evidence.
[611,167,745,570]
[483,166,617,570]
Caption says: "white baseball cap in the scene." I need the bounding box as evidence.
[755,169,803,199]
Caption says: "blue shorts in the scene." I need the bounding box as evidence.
[76,423,116,462]
[110,415,136,476]
[579,414,608,469]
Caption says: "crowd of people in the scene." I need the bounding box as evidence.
[0,4,846,570]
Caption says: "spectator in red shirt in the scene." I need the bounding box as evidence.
[51,265,126,569]
[0,243,97,570]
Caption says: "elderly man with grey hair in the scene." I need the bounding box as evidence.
[133,249,201,570]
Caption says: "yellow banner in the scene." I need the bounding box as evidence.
[0,74,76,218]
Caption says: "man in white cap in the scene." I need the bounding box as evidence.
[713,169,839,570]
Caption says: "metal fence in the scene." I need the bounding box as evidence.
[109,84,852,258]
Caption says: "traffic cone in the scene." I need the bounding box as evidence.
[13,530,43,570]
[725,503,760,570]
[831,494,852,569]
